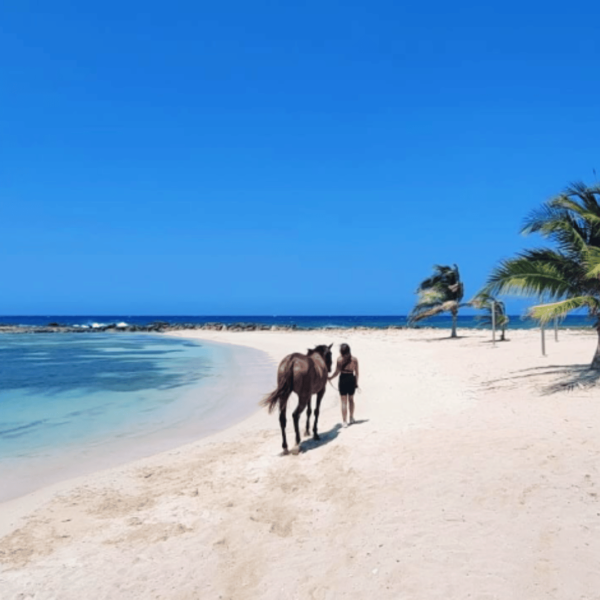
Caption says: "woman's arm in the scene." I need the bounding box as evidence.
[328,357,342,380]
[354,358,359,387]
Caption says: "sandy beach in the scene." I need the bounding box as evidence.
[2,327,600,599]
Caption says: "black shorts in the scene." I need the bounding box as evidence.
[339,373,357,396]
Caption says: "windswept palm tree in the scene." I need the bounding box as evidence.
[409,264,464,337]
[471,292,509,341]
[484,181,600,368]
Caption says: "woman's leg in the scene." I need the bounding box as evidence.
[340,394,348,424]
[348,394,355,423]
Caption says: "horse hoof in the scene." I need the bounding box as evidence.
[281,449,290,456]
[313,434,320,441]
[290,445,301,455]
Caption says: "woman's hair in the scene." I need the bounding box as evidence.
[340,343,352,370]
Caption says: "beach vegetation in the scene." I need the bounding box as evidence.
[471,292,509,341]
[484,181,600,368]
[409,264,464,337]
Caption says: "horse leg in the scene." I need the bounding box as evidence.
[291,396,307,454]
[313,388,325,441]
[304,398,312,437]
[279,404,289,455]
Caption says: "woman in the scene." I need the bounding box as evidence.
[329,343,359,427]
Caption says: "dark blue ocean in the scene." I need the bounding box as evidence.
[0,332,272,501]
[0,314,595,329]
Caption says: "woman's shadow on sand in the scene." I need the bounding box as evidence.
[300,419,370,453]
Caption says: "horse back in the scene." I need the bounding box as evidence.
[277,352,326,396]
[277,353,309,380]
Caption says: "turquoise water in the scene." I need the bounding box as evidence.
[0,334,272,501]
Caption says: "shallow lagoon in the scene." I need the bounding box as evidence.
[0,333,272,501]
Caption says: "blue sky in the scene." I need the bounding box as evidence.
[1,1,599,315]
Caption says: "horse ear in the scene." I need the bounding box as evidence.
[328,343,333,349]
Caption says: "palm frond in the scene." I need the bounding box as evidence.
[522,202,569,236]
[470,290,495,309]
[584,245,600,279]
[554,198,600,227]
[410,264,463,326]
[485,254,580,299]
[409,300,458,324]
[475,313,510,328]
[562,181,600,212]
[485,182,600,361]
[471,290,509,330]
[523,183,600,249]
[529,296,600,324]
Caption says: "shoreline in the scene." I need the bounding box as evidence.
[2,328,600,598]
[2,325,598,334]
[1,316,598,336]
[0,335,275,504]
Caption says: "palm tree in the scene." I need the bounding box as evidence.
[484,181,600,368]
[471,292,509,341]
[409,264,464,337]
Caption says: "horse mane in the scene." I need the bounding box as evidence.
[307,345,328,356]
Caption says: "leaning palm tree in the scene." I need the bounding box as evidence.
[484,181,600,368]
[409,264,464,337]
[471,291,510,341]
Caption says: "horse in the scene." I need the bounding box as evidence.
[261,344,333,454]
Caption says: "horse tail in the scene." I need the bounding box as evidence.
[261,358,295,414]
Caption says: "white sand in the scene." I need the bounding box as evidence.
[2,327,600,599]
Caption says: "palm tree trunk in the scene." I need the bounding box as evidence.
[592,326,600,370]
[500,326,506,341]
[451,309,457,338]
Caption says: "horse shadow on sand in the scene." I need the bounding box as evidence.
[481,363,600,395]
[297,418,370,453]
[297,424,341,453]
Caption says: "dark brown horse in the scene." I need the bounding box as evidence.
[261,344,333,454]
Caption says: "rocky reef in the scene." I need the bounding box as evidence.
[0,322,300,334]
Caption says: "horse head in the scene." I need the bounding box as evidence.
[307,343,333,372]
